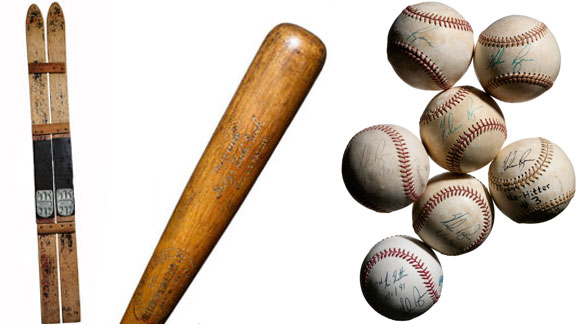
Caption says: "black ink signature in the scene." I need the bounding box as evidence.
[413,287,426,308]
[503,149,535,171]
[400,286,427,314]
[455,224,481,241]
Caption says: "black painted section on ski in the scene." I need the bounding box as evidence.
[33,137,55,220]
[52,136,75,217]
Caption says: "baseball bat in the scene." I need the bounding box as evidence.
[120,23,326,324]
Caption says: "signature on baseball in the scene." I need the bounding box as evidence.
[435,212,481,247]
[486,44,534,73]
[376,267,428,314]
[487,48,505,70]
[358,140,390,176]
[377,267,407,291]
[502,149,536,171]
[400,287,427,314]
[406,26,440,48]
[377,267,409,303]
[512,44,534,73]
[466,96,484,121]
[439,112,462,142]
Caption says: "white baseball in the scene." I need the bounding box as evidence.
[342,125,430,213]
[474,15,561,103]
[387,2,474,90]
[488,138,575,223]
[419,86,507,173]
[360,235,443,320]
[412,173,494,255]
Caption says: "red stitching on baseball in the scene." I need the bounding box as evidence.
[445,118,507,173]
[363,125,421,202]
[389,41,451,90]
[484,72,554,91]
[478,22,547,47]
[362,247,440,303]
[413,185,492,255]
[419,87,470,125]
[489,138,553,191]
[403,5,473,32]
[517,190,575,223]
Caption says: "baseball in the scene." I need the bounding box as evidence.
[474,15,561,103]
[342,125,429,213]
[387,2,474,90]
[420,86,507,173]
[488,138,575,223]
[360,235,443,320]
[412,173,494,255]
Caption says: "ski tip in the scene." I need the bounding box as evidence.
[26,4,43,28]
[48,2,64,20]
[27,3,40,14]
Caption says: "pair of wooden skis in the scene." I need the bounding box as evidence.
[26,3,80,323]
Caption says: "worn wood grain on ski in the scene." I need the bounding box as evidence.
[26,4,61,323]
[47,3,81,322]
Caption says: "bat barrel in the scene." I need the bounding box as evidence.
[121,23,326,324]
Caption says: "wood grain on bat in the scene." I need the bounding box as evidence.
[120,23,326,324]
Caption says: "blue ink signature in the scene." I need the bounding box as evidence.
[487,48,505,70]
[393,267,408,284]
[377,274,391,290]
[466,96,484,121]
[439,212,481,242]
[512,43,534,73]
[377,269,408,302]
[379,267,408,290]
[441,212,468,232]
[439,112,462,142]
[406,26,440,47]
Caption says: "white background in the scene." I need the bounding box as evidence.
[2,0,574,323]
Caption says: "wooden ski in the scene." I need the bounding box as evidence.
[27,4,61,323]
[47,3,81,322]
[26,3,81,323]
